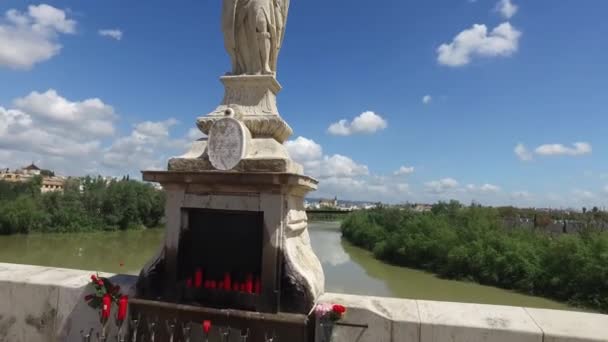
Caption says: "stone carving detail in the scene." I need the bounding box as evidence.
[208,117,250,171]
[222,0,290,76]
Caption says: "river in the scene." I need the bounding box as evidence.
[0,221,572,311]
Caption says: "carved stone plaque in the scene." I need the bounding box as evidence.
[208,117,248,171]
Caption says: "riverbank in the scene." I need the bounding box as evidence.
[341,207,607,313]
[0,221,576,311]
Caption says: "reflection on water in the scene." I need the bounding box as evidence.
[0,221,573,310]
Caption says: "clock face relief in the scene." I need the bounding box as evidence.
[208,117,247,171]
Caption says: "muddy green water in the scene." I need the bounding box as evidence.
[0,221,572,310]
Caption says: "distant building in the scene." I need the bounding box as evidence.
[0,164,65,193]
[21,163,41,176]
[41,177,65,193]
[319,196,338,208]
[414,203,433,212]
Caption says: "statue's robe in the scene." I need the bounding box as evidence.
[223,0,289,75]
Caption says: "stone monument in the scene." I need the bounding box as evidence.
[138,0,325,320]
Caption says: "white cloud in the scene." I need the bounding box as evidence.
[328,111,387,136]
[467,183,501,193]
[496,0,518,19]
[0,90,191,177]
[98,29,123,41]
[422,95,432,104]
[102,119,180,171]
[394,166,415,176]
[425,178,459,194]
[285,136,322,162]
[603,185,608,194]
[535,142,592,157]
[0,89,116,161]
[437,22,521,67]
[514,143,533,161]
[0,4,76,69]
[186,127,205,141]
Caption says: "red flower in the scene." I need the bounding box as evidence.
[332,304,346,314]
[203,320,212,334]
[117,296,128,321]
[97,279,104,287]
[101,294,111,319]
[91,274,98,282]
[84,294,94,301]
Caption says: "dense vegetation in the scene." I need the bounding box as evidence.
[341,202,608,312]
[0,177,165,234]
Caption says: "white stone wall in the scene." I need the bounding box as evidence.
[1,263,607,342]
[317,293,608,342]
[0,263,136,342]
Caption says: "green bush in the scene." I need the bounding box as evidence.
[341,204,608,312]
[0,177,165,234]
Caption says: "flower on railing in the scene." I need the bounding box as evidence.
[315,303,347,322]
[85,274,129,322]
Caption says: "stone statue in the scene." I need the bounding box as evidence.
[222,0,290,76]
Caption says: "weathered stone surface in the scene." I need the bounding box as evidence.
[196,75,293,143]
[222,0,289,76]
[169,137,303,173]
[418,300,542,342]
[316,293,420,342]
[525,308,608,342]
[2,264,608,342]
[137,172,323,314]
[208,117,249,171]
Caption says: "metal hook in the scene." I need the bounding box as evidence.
[130,314,141,342]
[80,328,93,342]
[240,328,250,342]
[165,319,176,342]
[265,331,277,342]
[219,326,231,342]
[180,321,192,342]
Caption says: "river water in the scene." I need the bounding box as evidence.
[0,221,572,311]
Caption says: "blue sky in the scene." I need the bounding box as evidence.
[0,0,607,208]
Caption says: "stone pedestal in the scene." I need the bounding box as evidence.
[171,75,301,174]
[138,171,325,314]
[141,73,325,314]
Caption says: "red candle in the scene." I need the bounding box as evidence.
[186,278,193,288]
[204,280,210,289]
[117,295,128,321]
[224,273,231,291]
[210,280,217,289]
[255,277,261,294]
[203,320,212,334]
[245,274,253,293]
[195,268,203,288]
[101,294,111,319]
[218,281,224,290]
[233,282,239,292]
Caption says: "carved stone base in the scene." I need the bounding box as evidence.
[168,138,303,174]
[137,171,325,314]
[196,75,293,143]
